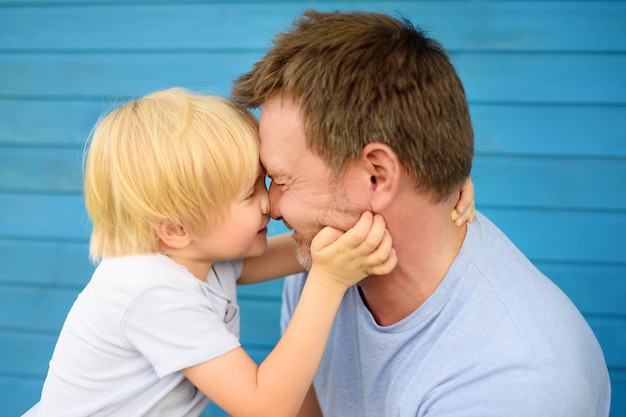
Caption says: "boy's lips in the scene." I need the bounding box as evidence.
[258,218,270,234]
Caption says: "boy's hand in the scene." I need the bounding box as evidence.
[451,176,476,227]
[308,212,397,291]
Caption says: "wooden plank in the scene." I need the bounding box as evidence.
[0,194,90,241]
[0,375,232,417]
[0,286,282,338]
[8,273,623,347]
[0,99,107,147]
[472,155,626,210]
[2,266,623,337]
[0,239,290,288]
[0,2,622,416]
[420,1,626,52]
[239,299,281,346]
[0,375,44,417]
[481,208,626,264]
[3,150,626,209]
[3,370,625,417]
[2,238,624,315]
[3,100,625,158]
[0,331,57,377]
[2,312,624,372]
[587,316,626,369]
[0,0,289,3]
[203,404,229,417]
[237,278,284,301]
[609,369,626,417]
[0,287,80,332]
[0,148,83,193]
[0,52,258,99]
[2,194,625,263]
[1,2,624,52]
[538,262,626,317]
[454,53,626,104]
[1,52,624,104]
[0,342,265,417]
[0,239,92,287]
[471,104,626,158]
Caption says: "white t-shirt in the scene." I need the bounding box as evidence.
[24,254,242,416]
[282,212,611,417]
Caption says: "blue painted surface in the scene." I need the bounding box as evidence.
[0,1,624,416]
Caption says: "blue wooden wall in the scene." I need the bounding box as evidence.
[1,1,624,416]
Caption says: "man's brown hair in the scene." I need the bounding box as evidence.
[232,9,474,201]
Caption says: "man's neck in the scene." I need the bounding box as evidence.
[358,194,467,326]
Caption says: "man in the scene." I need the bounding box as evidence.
[232,10,610,417]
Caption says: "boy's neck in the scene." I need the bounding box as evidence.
[159,242,212,281]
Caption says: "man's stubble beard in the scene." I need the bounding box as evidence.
[291,180,362,272]
[295,237,313,271]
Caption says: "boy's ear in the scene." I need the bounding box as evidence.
[360,142,400,213]
[155,219,190,249]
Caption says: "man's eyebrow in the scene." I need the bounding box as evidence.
[265,170,278,179]
[266,173,289,184]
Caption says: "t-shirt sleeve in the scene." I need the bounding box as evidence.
[121,282,240,378]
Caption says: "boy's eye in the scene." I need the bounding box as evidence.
[246,189,258,200]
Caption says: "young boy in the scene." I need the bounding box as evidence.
[23,88,397,417]
[24,88,473,416]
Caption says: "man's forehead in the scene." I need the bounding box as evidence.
[260,151,287,180]
[258,94,311,180]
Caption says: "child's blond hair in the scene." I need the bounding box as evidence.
[84,88,260,262]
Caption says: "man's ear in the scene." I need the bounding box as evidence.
[155,219,190,249]
[360,142,400,213]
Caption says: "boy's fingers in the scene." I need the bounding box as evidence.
[468,201,476,223]
[310,225,344,251]
[365,229,393,265]
[367,248,397,275]
[311,211,376,254]
[452,200,476,226]
[337,211,375,249]
[359,213,387,252]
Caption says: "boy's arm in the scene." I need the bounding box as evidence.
[296,385,323,417]
[183,212,396,417]
[238,232,304,285]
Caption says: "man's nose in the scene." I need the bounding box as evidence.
[268,183,283,220]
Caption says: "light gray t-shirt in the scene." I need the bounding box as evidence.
[24,254,242,416]
[282,212,611,417]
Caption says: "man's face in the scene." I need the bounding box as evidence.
[259,95,361,269]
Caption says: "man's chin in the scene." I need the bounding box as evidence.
[294,238,313,271]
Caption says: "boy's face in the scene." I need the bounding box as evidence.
[191,169,271,261]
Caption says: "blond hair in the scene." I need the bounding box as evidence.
[232,10,473,202]
[84,88,260,262]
